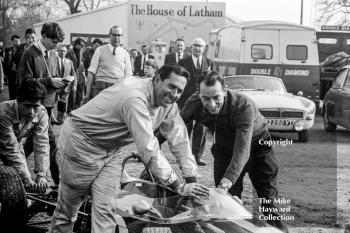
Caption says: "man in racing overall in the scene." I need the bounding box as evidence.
[49,64,209,233]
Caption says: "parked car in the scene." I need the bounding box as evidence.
[322,65,350,131]
[225,75,316,142]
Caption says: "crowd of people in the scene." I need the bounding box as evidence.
[0,22,288,233]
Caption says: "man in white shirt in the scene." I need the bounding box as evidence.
[83,25,132,102]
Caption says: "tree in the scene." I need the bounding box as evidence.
[316,0,350,27]
[0,0,46,45]
[0,0,19,43]
[81,0,118,11]
[62,0,82,14]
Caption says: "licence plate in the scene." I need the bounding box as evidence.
[266,119,296,126]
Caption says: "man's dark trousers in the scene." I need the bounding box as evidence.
[7,71,17,100]
[186,120,206,162]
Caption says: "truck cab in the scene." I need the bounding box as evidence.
[317,27,350,99]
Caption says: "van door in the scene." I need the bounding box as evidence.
[280,30,320,99]
[243,29,279,64]
[240,29,280,77]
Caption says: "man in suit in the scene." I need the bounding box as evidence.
[13,28,38,92]
[134,44,154,76]
[3,34,21,100]
[164,38,189,65]
[178,37,213,166]
[66,37,85,108]
[130,48,138,74]
[82,38,103,76]
[56,43,76,123]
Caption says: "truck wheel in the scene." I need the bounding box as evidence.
[298,130,309,142]
[323,111,337,132]
[0,166,27,230]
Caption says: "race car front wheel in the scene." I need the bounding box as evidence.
[0,165,27,231]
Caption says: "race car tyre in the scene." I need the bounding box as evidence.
[323,110,337,132]
[142,226,172,233]
[0,166,27,231]
[298,130,309,142]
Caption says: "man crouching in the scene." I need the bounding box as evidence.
[0,78,49,194]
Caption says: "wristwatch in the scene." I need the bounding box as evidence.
[220,182,230,189]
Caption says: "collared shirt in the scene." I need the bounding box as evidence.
[181,90,267,184]
[58,57,64,71]
[176,52,184,63]
[88,44,132,83]
[130,57,135,73]
[70,78,197,186]
[191,55,202,69]
[0,61,3,92]
[0,100,50,179]
[141,54,151,68]
[36,40,48,58]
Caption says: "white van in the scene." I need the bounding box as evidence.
[207,21,320,102]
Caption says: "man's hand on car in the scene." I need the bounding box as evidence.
[177,183,210,199]
[23,177,37,193]
[36,175,48,194]
[217,177,233,192]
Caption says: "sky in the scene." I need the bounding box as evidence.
[183,0,316,27]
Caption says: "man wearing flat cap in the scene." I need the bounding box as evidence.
[178,37,213,166]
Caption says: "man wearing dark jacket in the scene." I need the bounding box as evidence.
[134,44,154,76]
[181,71,288,233]
[3,34,20,100]
[17,22,65,185]
[12,28,37,72]
[164,38,189,65]
[66,37,86,108]
[178,37,212,166]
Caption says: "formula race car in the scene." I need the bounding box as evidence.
[0,153,283,233]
